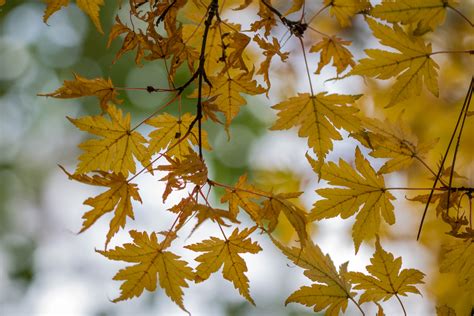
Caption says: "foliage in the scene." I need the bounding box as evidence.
[2,0,471,314]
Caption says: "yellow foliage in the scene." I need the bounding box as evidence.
[271,92,361,174]
[185,227,262,304]
[97,230,194,312]
[274,237,355,316]
[348,18,439,107]
[38,73,120,111]
[68,104,150,176]
[347,237,424,305]
[61,167,141,248]
[309,147,395,252]
[43,0,104,33]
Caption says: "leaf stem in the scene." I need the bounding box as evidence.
[416,77,474,240]
[448,5,474,27]
[349,296,366,316]
[395,294,407,316]
[430,49,474,56]
[298,37,315,96]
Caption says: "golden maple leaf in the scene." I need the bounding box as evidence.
[271,92,361,174]
[324,0,371,27]
[61,167,141,247]
[43,0,104,33]
[261,192,308,245]
[347,237,424,304]
[158,152,208,202]
[440,238,474,290]
[351,115,438,174]
[310,36,355,75]
[147,112,210,160]
[220,174,264,221]
[169,195,239,233]
[97,230,194,312]
[195,70,265,129]
[182,20,250,75]
[309,147,395,253]
[273,237,355,316]
[347,18,439,107]
[370,0,459,35]
[254,35,289,91]
[38,73,120,111]
[185,227,262,304]
[68,104,150,176]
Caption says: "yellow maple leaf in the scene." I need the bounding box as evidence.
[182,20,249,75]
[310,36,355,75]
[61,167,141,247]
[324,0,371,27]
[158,152,208,202]
[347,18,439,107]
[220,174,265,222]
[309,147,395,253]
[68,104,150,176]
[271,92,361,174]
[284,0,304,16]
[272,237,356,316]
[43,0,104,33]
[196,70,265,129]
[38,73,120,111]
[147,112,210,159]
[254,35,289,91]
[440,238,474,290]
[185,227,262,304]
[97,230,194,312]
[351,115,437,174]
[347,237,424,304]
[261,193,308,245]
[370,0,459,35]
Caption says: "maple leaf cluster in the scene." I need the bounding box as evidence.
[26,0,474,314]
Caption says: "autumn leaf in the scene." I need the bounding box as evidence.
[185,227,262,304]
[194,70,265,129]
[261,193,308,245]
[284,0,304,16]
[309,147,395,253]
[107,16,150,65]
[61,167,141,247]
[68,104,150,176]
[158,152,208,202]
[220,174,264,221]
[43,0,104,33]
[370,0,458,35]
[310,36,355,75]
[324,0,371,27]
[147,112,210,160]
[347,237,424,304]
[97,230,194,312]
[440,238,474,290]
[347,18,439,107]
[272,237,356,315]
[351,115,437,174]
[271,92,361,174]
[182,20,249,74]
[254,35,289,91]
[38,73,120,111]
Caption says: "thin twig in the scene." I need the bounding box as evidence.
[416,77,474,240]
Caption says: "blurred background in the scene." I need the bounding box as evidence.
[0,1,473,315]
